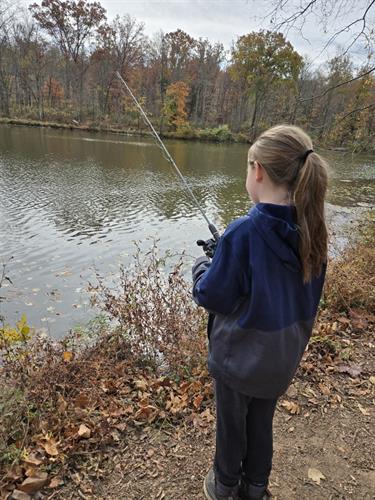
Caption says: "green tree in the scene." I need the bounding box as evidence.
[230,30,303,137]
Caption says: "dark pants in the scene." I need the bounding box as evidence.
[214,379,278,488]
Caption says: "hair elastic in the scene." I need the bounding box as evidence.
[301,149,314,162]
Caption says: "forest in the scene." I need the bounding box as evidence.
[0,0,374,150]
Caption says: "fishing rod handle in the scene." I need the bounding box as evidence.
[209,223,220,242]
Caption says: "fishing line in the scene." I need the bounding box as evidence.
[116,71,220,241]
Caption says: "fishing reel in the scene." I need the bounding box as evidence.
[196,238,218,259]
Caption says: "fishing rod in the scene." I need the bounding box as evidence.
[116,71,220,243]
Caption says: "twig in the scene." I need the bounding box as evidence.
[300,67,375,102]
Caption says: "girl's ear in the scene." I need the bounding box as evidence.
[254,161,264,182]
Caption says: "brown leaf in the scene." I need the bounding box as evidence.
[42,437,58,456]
[19,473,48,494]
[281,400,300,415]
[22,454,43,467]
[74,393,90,408]
[369,376,375,385]
[193,394,204,409]
[200,408,215,423]
[49,477,64,489]
[78,424,91,439]
[318,383,331,396]
[11,490,31,500]
[308,467,325,484]
[134,378,148,391]
[57,394,67,413]
[337,364,362,377]
[358,403,370,416]
[337,316,351,324]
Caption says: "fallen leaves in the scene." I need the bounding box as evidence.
[41,436,59,457]
[281,400,301,415]
[19,472,48,494]
[357,403,371,416]
[337,363,363,378]
[63,350,73,362]
[78,424,92,439]
[308,467,326,485]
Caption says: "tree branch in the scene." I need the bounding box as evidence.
[300,66,375,102]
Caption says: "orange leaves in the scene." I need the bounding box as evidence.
[63,351,73,362]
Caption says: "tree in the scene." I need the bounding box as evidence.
[30,0,107,118]
[230,31,303,137]
[0,0,17,116]
[94,14,146,115]
[190,38,224,127]
[162,81,189,130]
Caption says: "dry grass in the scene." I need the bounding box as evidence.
[324,215,375,314]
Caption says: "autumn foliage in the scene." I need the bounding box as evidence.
[0,223,374,496]
[0,0,373,149]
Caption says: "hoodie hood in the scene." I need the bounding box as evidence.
[250,203,301,272]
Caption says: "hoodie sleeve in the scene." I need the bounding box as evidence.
[192,236,250,316]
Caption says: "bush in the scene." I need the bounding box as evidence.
[197,124,234,142]
[324,215,375,313]
[89,243,206,377]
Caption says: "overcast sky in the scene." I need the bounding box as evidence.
[19,0,373,68]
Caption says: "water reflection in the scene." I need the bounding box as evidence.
[0,124,374,337]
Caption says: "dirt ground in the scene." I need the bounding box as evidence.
[54,330,375,500]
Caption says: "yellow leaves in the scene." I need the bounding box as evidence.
[163,81,189,130]
[0,314,32,346]
[308,467,326,485]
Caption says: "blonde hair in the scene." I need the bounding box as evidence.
[249,124,328,283]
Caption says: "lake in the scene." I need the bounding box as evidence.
[0,124,374,337]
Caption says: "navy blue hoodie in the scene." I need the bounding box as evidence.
[192,203,325,399]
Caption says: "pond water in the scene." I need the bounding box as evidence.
[0,124,374,337]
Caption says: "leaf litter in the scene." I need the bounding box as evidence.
[1,231,374,498]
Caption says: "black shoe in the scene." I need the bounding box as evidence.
[203,468,239,500]
[238,479,271,500]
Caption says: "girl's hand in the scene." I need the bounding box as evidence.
[196,238,218,258]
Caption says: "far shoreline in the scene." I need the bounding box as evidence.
[0,117,370,153]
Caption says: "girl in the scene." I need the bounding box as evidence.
[192,125,328,500]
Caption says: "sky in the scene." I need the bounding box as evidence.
[18,0,374,68]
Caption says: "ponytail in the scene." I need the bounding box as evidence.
[293,152,328,282]
[249,125,328,283]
